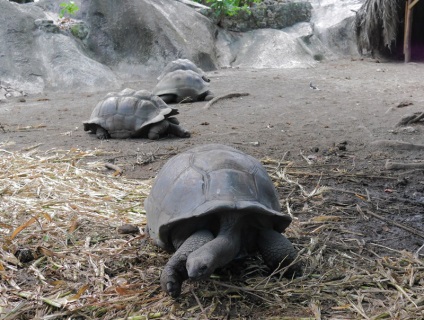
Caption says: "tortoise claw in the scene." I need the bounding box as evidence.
[166,281,182,298]
[160,269,183,298]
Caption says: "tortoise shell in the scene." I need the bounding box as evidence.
[83,88,178,139]
[144,144,292,250]
[157,59,210,82]
[152,69,210,103]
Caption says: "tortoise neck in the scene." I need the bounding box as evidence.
[186,212,243,279]
[217,211,243,237]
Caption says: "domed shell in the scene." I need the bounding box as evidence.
[83,88,178,139]
[152,69,210,102]
[157,59,209,82]
[144,144,292,250]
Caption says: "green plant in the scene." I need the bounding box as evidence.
[59,1,79,18]
[196,0,261,18]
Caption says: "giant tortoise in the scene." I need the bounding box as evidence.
[83,88,190,140]
[157,59,210,83]
[153,69,214,104]
[144,144,300,297]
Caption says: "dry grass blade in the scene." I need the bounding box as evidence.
[355,0,399,54]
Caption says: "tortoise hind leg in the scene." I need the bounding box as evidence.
[257,229,302,278]
[161,229,214,297]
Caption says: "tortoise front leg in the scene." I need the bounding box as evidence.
[95,126,110,139]
[257,229,302,278]
[148,120,190,140]
[198,90,214,101]
[161,229,214,297]
[167,120,190,138]
[158,94,177,104]
[148,120,169,140]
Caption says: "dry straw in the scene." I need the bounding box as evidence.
[355,0,400,54]
[1,146,423,319]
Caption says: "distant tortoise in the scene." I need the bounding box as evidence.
[157,59,210,83]
[153,69,214,104]
[83,88,190,140]
[144,144,301,297]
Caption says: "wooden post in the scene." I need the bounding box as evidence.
[404,0,413,62]
[404,0,421,62]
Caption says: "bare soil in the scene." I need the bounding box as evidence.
[1,58,424,318]
[2,57,424,249]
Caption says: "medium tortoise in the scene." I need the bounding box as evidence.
[83,88,190,140]
[153,69,214,104]
[144,144,300,297]
[157,59,210,83]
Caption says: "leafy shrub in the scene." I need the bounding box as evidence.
[195,0,261,17]
[59,1,79,18]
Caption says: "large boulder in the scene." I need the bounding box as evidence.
[211,0,361,68]
[216,28,317,69]
[81,0,218,78]
[0,0,120,94]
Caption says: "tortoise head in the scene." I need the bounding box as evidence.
[186,250,217,280]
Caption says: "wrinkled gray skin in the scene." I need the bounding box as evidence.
[160,212,300,297]
[153,69,214,104]
[145,144,301,298]
[157,59,210,83]
[83,88,190,140]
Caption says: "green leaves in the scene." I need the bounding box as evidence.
[59,1,79,18]
[196,0,261,18]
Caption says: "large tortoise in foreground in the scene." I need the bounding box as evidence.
[144,144,301,297]
[83,88,190,140]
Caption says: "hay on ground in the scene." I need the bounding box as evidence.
[1,146,423,319]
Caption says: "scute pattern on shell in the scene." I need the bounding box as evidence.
[145,144,292,250]
[157,59,208,82]
[153,69,210,101]
[83,88,178,139]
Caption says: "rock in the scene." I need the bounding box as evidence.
[81,0,218,78]
[15,248,35,263]
[0,0,120,94]
[217,28,316,68]
[34,19,60,33]
[117,224,140,234]
[69,21,89,39]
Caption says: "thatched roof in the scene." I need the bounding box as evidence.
[355,0,401,55]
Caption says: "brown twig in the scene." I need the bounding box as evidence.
[204,92,250,109]
[364,209,424,239]
[397,111,424,126]
[385,160,424,170]
[370,139,424,150]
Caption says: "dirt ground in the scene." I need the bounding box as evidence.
[1,58,424,318]
[1,57,424,246]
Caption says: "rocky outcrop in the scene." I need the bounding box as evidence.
[0,0,119,94]
[80,0,218,78]
[0,0,362,94]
